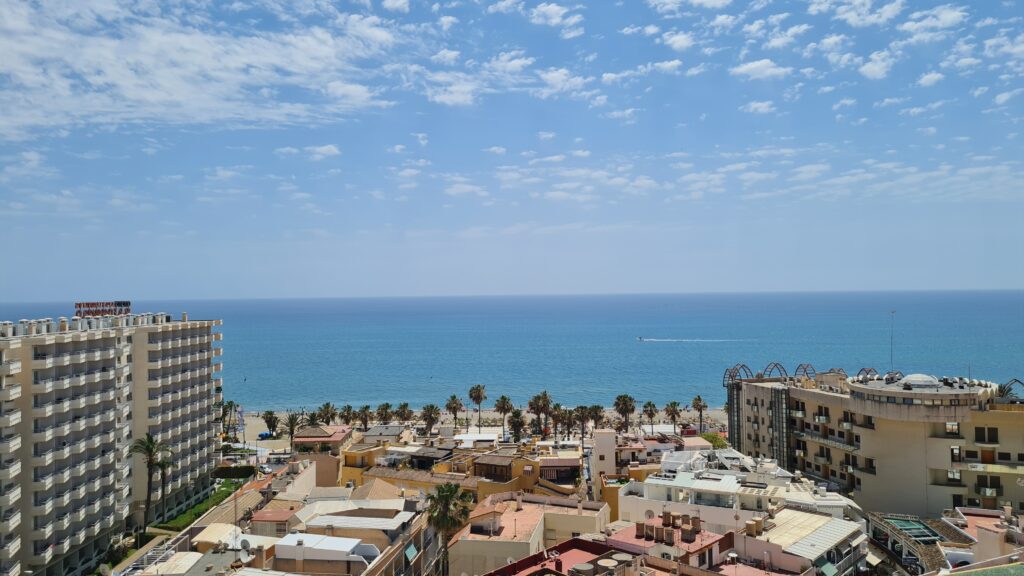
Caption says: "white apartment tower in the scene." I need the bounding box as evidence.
[0,311,223,576]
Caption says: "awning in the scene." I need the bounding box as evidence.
[850,534,867,547]
[866,552,884,567]
[818,562,838,576]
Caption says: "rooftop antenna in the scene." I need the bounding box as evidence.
[889,310,896,372]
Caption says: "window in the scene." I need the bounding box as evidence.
[988,427,999,443]
[998,452,1011,461]
[598,455,605,461]
[1018,453,1024,462]
[945,422,960,436]
[965,450,978,460]
[572,532,581,538]
[953,494,964,508]
[947,469,961,482]
[951,446,961,462]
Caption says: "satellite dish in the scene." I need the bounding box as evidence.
[550,551,560,558]
[241,539,251,550]
[507,558,516,565]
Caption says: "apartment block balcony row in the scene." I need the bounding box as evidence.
[0,411,20,428]
[31,365,126,392]
[0,359,20,377]
[0,537,21,561]
[147,334,215,350]
[0,435,21,455]
[147,366,214,387]
[146,349,216,369]
[0,459,20,482]
[0,385,19,402]
[794,429,860,452]
[0,484,20,508]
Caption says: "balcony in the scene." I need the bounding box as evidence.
[813,414,831,424]
[0,412,20,428]
[2,511,20,532]
[0,359,20,376]
[0,538,21,560]
[790,409,805,418]
[0,385,19,402]
[0,486,20,508]
[794,430,859,452]
[975,485,1003,497]
[838,420,853,430]
[856,465,877,475]
[813,455,831,465]
[794,449,804,457]
[0,460,19,482]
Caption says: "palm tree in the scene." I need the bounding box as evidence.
[997,379,1021,398]
[425,483,473,576]
[468,384,487,433]
[559,407,575,440]
[528,391,552,437]
[221,400,237,437]
[260,410,279,438]
[339,404,354,425]
[317,402,338,425]
[421,404,441,435]
[494,395,514,439]
[282,412,302,451]
[664,401,682,435]
[574,405,590,440]
[692,394,708,433]
[356,405,373,430]
[508,408,526,442]
[376,403,393,425]
[642,401,658,435]
[445,395,464,431]
[550,403,564,439]
[301,410,321,428]
[614,394,636,432]
[589,405,604,432]
[129,434,171,533]
[395,402,414,424]
[157,459,174,523]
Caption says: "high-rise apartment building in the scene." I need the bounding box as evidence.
[0,311,222,576]
[724,363,1023,518]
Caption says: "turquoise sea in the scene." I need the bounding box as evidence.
[2,292,1022,413]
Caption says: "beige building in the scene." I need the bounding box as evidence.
[725,364,1024,517]
[0,311,222,576]
[448,492,610,576]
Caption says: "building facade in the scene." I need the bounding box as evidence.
[725,363,1024,518]
[0,312,222,576]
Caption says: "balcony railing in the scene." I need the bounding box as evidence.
[975,485,1003,497]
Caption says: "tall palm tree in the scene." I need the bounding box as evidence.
[558,407,575,440]
[356,405,373,430]
[339,404,355,425]
[468,384,487,433]
[221,400,237,437]
[317,402,338,425]
[528,391,552,437]
[395,402,414,424]
[642,401,658,435]
[494,396,514,439]
[550,403,564,439]
[508,409,526,442]
[574,405,590,440]
[157,459,174,523]
[260,410,279,438]
[425,483,473,576]
[421,404,441,435]
[588,405,604,432]
[282,412,302,451]
[664,401,682,435]
[129,433,171,533]
[445,395,464,431]
[376,403,393,425]
[692,394,708,433]
[614,394,636,432]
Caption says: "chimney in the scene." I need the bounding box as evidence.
[680,527,695,543]
[516,492,524,511]
[555,559,563,573]
[655,527,665,543]
[672,513,681,528]
[578,499,584,515]
[665,528,675,546]
[662,510,672,527]
[182,312,189,322]
[691,517,701,533]
[635,522,646,539]
[644,524,655,541]
[58,317,68,332]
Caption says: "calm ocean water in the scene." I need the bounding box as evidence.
[1,292,1021,413]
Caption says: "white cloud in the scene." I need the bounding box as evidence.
[413,133,429,146]
[764,24,813,49]
[819,0,906,28]
[994,89,1024,106]
[535,68,590,97]
[483,146,507,154]
[430,49,460,65]
[388,144,406,153]
[730,59,793,80]
[970,87,988,97]
[529,3,584,38]
[917,71,944,87]
[622,25,660,36]
[898,5,967,34]
[485,51,536,75]
[305,144,341,160]
[445,182,489,196]
[832,97,856,110]
[662,31,695,51]
[571,149,591,157]
[529,154,566,164]
[874,96,908,107]
[606,108,640,122]
[739,100,776,114]
[859,50,897,79]
[601,60,682,84]
[487,0,523,14]
[538,131,557,140]
[647,0,731,13]
[438,16,459,31]
[790,163,831,181]
[381,0,410,13]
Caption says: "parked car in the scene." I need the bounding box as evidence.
[258,465,273,474]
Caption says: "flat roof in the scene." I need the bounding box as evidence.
[760,509,861,561]
[306,510,415,530]
[252,509,297,522]
[278,532,361,552]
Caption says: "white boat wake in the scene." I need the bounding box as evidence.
[637,338,746,343]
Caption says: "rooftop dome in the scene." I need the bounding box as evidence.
[898,373,940,388]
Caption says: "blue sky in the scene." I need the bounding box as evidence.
[1,0,1022,300]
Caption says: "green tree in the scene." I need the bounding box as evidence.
[588,405,604,432]
[317,402,338,425]
[642,401,658,435]
[550,403,564,440]
[508,409,526,442]
[445,395,465,431]
[997,379,1020,398]
[282,412,302,451]
[692,395,708,434]
[301,410,322,428]
[356,405,372,430]
[129,433,171,535]
[426,483,473,576]
[468,384,487,433]
[395,402,414,424]
[339,404,354,425]
[574,405,590,440]
[260,410,279,438]
[376,403,393,425]
[421,404,441,435]
[663,401,682,435]
[700,432,728,449]
[528,391,552,437]
[221,400,237,437]
[613,394,636,431]
[494,395,514,439]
